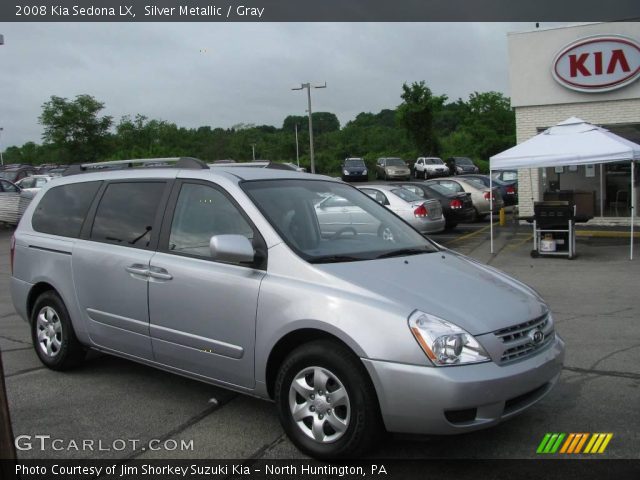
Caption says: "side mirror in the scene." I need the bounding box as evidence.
[209,235,255,264]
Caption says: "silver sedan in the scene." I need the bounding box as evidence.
[357,184,445,234]
[426,177,504,220]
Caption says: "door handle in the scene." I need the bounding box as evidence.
[125,264,150,276]
[149,266,173,281]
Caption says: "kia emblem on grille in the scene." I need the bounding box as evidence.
[528,328,544,345]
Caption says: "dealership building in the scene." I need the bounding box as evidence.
[508,22,640,221]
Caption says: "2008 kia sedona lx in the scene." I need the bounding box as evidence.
[10,158,565,458]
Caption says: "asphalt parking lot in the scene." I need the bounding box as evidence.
[1,220,639,460]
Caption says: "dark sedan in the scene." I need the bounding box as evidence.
[391,181,475,230]
[341,157,369,182]
[458,174,518,206]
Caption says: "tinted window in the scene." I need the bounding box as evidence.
[391,188,422,202]
[91,182,165,248]
[344,159,365,167]
[399,185,425,198]
[360,188,388,205]
[18,178,35,189]
[1,180,19,193]
[168,183,253,259]
[386,158,406,167]
[32,182,102,238]
[455,157,474,166]
[438,181,463,193]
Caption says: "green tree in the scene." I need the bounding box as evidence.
[396,81,447,156]
[39,94,113,163]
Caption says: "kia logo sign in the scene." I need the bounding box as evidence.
[552,35,640,93]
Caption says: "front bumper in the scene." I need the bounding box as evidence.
[385,171,411,179]
[426,170,449,178]
[342,172,368,181]
[362,335,564,435]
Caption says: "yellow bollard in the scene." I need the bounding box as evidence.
[499,208,506,226]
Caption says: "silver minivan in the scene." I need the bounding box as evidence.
[10,158,565,458]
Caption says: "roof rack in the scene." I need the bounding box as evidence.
[62,157,208,176]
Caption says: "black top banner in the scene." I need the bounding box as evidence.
[2,0,640,22]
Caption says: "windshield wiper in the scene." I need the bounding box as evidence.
[375,248,432,259]
[310,254,365,264]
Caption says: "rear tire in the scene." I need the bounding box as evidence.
[31,291,85,370]
[445,222,458,231]
[274,340,382,459]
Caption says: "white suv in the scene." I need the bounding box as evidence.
[413,157,450,179]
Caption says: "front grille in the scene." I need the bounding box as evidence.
[494,313,554,363]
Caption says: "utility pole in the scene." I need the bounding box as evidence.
[294,123,300,167]
[292,82,326,174]
[250,143,256,161]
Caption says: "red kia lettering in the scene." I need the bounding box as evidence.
[606,49,631,74]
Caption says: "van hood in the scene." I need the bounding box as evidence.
[316,251,547,335]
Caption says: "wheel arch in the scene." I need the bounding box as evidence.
[265,328,371,400]
[27,282,60,322]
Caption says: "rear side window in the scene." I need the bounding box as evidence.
[32,182,102,238]
[91,182,165,248]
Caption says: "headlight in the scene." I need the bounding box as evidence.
[343,169,349,175]
[408,311,490,366]
[362,169,367,175]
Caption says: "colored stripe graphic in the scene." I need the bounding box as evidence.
[584,433,614,453]
[537,433,565,454]
[539,433,613,454]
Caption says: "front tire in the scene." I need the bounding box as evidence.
[31,291,85,370]
[274,340,381,459]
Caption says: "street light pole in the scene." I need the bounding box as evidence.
[292,82,326,174]
[294,123,300,167]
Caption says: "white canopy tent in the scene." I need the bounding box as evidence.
[489,117,640,259]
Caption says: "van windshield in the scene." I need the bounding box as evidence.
[242,179,438,263]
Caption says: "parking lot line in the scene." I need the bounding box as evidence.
[446,224,492,244]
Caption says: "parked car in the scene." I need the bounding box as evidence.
[15,175,54,195]
[357,184,445,234]
[391,182,475,230]
[281,162,307,172]
[375,157,411,181]
[446,157,480,175]
[458,174,518,206]
[10,158,564,458]
[492,170,518,183]
[0,165,37,183]
[426,177,504,221]
[314,193,380,237]
[341,157,368,182]
[413,157,449,179]
[0,179,25,225]
[46,166,68,177]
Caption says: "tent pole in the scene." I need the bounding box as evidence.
[631,160,635,260]
[599,164,604,217]
[490,170,494,254]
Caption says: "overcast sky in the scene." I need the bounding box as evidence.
[0,22,570,148]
